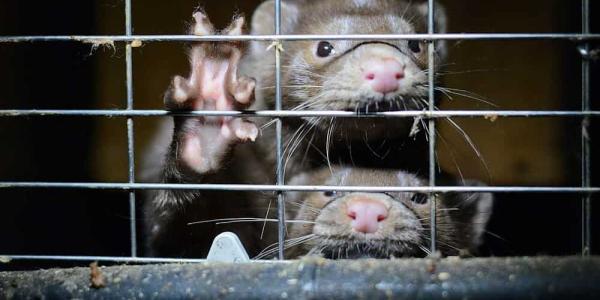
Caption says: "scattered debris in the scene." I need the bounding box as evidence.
[578,45,600,61]
[131,40,143,48]
[582,118,590,140]
[438,272,450,281]
[484,114,498,122]
[83,39,116,55]
[409,116,422,138]
[426,260,436,274]
[266,41,285,52]
[89,262,106,289]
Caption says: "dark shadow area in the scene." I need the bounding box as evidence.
[0,1,131,270]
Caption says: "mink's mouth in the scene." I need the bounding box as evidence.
[342,97,421,114]
[322,248,388,259]
[316,240,424,259]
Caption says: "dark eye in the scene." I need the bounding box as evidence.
[323,190,338,197]
[316,41,335,57]
[410,193,428,205]
[408,40,421,53]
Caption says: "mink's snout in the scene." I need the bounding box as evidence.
[345,196,389,234]
[362,58,405,94]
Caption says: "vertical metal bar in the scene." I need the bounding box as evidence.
[581,0,591,256]
[125,0,137,257]
[427,0,437,253]
[274,0,286,260]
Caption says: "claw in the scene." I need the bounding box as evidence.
[224,16,245,36]
[219,118,258,142]
[231,76,256,105]
[192,11,215,36]
[172,76,193,104]
[231,119,259,142]
[225,48,255,106]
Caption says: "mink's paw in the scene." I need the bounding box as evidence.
[165,12,257,174]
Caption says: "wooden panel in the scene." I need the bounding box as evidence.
[437,0,577,185]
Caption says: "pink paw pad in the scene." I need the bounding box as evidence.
[165,13,258,173]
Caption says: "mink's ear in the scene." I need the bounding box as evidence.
[443,180,494,250]
[286,172,312,205]
[251,0,301,35]
[415,1,448,60]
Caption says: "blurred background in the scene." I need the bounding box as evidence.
[0,0,598,269]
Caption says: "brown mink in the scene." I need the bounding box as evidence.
[276,166,493,259]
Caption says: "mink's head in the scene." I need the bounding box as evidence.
[284,167,493,259]
[249,0,447,139]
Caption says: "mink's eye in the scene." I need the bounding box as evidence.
[323,190,338,197]
[408,40,421,53]
[410,193,428,205]
[316,41,335,57]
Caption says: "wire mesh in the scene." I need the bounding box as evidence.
[581,0,592,256]
[427,0,438,253]
[274,0,286,260]
[0,1,595,263]
[125,0,137,259]
[1,33,600,43]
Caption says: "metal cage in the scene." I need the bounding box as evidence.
[0,0,596,270]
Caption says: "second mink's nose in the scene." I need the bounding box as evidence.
[346,198,389,234]
[363,58,405,94]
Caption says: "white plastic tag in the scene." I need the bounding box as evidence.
[206,232,250,263]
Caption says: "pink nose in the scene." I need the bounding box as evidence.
[346,198,389,234]
[363,58,405,94]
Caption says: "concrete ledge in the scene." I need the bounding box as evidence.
[1,256,599,299]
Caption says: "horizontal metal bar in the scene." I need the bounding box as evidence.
[1,109,600,118]
[0,255,287,264]
[1,33,600,43]
[2,257,600,299]
[0,182,599,193]
[1,255,206,264]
